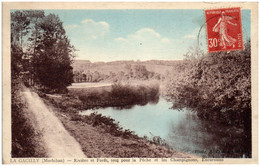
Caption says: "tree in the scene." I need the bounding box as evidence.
[167,42,251,125]
[166,41,251,157]
[124,64,133,79]
[33,13,74,92]
[26,10,45,55]
[11,11,31,49]
[133,65,149,80]
[11,44,23,79]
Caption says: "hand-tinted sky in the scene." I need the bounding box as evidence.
[45,9,250,62]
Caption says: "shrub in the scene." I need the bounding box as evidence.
[166,41,251,157]
[167,41,251,126]
[76,112,138,139]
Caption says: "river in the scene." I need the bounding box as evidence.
[80,98,248,158]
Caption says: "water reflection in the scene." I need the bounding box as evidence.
[167,111,249,158]
[80,98,248,158]
[167,112,217,157]
[113,96,159,110]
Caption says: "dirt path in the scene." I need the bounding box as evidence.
[22,88,86,158]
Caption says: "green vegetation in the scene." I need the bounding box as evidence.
[166,41,251,157]
[10,9,252,158]
[71,112,139,139]
[42,86,174,156]
[70,112,170,148]
[72,60,178,83]
[11,10,74,92]
[11,79,46,157]
[11,10,73,157]
[69,83,160,109]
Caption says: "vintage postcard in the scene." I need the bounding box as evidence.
[2,2,258,164]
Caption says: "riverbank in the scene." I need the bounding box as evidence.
[11,83,47,157]
[39,86,196,158]
[67,83,160,110]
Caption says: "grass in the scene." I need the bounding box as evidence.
[68,83,160,110]
[41,90,191,158]
[11,80,46,157]
[42,83,174,151]
[70,112,172,150]
[44,83,161,140]
[70,112,139,139]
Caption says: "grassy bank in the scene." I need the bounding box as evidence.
[11,80,46,157]
[68,83,160,109]
[40,84,194,158]
[42,83,162,140]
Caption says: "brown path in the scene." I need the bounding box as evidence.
[22,88,86,158]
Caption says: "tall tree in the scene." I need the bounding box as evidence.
[11,11,31,49]
[33,13,74,92]
[25,10,45,55]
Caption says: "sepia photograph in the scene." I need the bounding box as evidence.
[2,2,258,164]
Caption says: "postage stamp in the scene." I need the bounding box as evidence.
[2,2,258,165]
[205,7,243,52]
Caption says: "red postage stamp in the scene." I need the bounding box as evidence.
[205,8,243,52]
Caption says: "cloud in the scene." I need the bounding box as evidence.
[115,28,170,45]
[126,28,161,41]
[110,28,175,60]
[65,18,109,40]
[184,35,196,39]
[161,38,171,43]
[66,25,184,61]
[80,19,109,31]
[134,28,161,38]
[114,37,128,43]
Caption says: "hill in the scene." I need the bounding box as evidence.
[72,60,181,75]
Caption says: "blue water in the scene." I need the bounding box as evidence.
[80,99,188,137]
[80,98,246,157]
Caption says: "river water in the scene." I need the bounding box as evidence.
[80,98,247,158]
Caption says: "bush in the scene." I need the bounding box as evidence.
[166,41,251,157]
[167,42,251,126]
[110,83,159,106]
[71,84,159,109]
[73,112,138,139]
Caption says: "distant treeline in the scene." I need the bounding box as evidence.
[72,59,180,71]
[73,64,164,83]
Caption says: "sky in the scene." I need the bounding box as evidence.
[45,9,251,62]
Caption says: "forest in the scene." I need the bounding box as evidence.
[11,10,74,93]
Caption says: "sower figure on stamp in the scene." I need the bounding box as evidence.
[213,11,238,49]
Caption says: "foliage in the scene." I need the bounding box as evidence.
[11,10,74,92]
[11,11,31,48]
[69,83,160,109]
[166,41,251,157]
[32,14,74,92]
[11,44,23,79]
[11,79,46,157]
[73,63,163,83]
[70,112,139,139]
[167,41,251,125]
